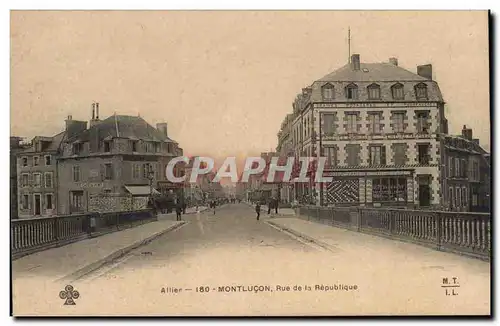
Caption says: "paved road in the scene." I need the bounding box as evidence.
[19,204,489,316]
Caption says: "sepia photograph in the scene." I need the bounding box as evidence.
[9,10,491,317]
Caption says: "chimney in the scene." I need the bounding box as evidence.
[65,115,87,138]
[417,64,433,80]
[96,102,100,120]
[461,125,473,140]
[351,54,360,70]
[91,103,95,120]
[389,57,398,66]
[156,122,168,137]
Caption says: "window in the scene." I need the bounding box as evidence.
[369,146,386,166]
[154,142,160,153]
[346,114,357,133]
[462,187,467,208]
[143,163,152,178]
[449,187,454,208]
[131,141,138,152]
[346,84,358,100]
[21,194,29,210]
[391,83,404,100]
[167,143,172,153]
[454,158,460,177]
[21,173,29,187]
[415,83,428,100]
[392,112,405,132]
[418,144,430,165]
[416,112,429,133]
[104,163,113,180]
[473,161,479,180]
[132,164,141,179]
[460,159,466,177]
[346,144,360,166]
[472,194,478,206]
[33,173,41,187]
[372,177,407,202]
[21,157,28,167]
[322,84,334,100]
[73,143,83,155]
[368,113,381,134]
[33,156,39,166]
[448,157,453,177]
[456,187,461,207]
[70,191,84,213]
[323,113,336,135]
[104,141,112,152]
[393,144,407,166]
[323,147,337,167]
[73,166,81,182]
[367,84,381,100]
[46,194,53,210]
[44,172,53,188]
[45,155,51,166]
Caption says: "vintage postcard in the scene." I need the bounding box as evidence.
[10,10,491,316]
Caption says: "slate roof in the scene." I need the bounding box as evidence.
[67,115,176,143]
[307,61,444,103]
[18,131,67,153]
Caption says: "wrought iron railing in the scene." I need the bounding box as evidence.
[11,209,156,260]
[298,206,491,261]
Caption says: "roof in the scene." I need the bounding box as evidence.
[318,63,428,82]
[68,115,175,143]
[18,131,66,154]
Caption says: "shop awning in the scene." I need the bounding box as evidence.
[124,185,160,196]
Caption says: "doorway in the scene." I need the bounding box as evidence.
[34,194,41,216]
[418,175,431,207]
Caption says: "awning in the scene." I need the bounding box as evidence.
[124,185,160,196]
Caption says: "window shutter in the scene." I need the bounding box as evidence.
[381,146,386,165]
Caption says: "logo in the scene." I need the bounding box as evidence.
[59,285,80,305]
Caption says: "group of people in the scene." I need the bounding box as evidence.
[255,197,279,220]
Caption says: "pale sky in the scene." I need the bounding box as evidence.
[10,11,490,159]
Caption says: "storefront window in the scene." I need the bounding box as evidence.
[372,177,407,202]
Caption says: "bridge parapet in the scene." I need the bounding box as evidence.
[11,209,156,260]
[298,206,491,261]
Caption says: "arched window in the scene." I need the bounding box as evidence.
[415,83,428,100]
[322,83,335,100]
[345,83,358,100]
[367,83,381,100]
[391,83,404,100]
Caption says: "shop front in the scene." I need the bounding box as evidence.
[320,169,415,208]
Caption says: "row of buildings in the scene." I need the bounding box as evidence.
[253,54,490,212]
[11,104,192,219]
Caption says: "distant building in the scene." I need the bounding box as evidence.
[57,104,183,214]
[10,137,30,219]
[442,125,490,212]
[16,133,65,218]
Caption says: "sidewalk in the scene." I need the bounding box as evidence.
[12,218,187,282]
[267,217,491,269]
[156,206,208,220]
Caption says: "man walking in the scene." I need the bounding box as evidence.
[175,201,182,221]
[267,198,272,215]
[274,198,279,215]
[255,202,261,220]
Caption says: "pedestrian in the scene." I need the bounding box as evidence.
[212,200,216,215]
[274,198,279,214]
[267,199,272,215]
[255,203,261,220]
[175,202,182,221]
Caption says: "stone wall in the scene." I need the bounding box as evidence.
[88,194,148,213]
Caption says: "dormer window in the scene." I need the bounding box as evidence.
[391,83,404,100]
[415,83,428,100]
[345,83,358,100]
[367,84,381,100]
[104,140,112,152]
[321,83,335,100]
[73,143,83,155]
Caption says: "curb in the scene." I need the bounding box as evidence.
[56,221,187,283]
[265,220,337,253]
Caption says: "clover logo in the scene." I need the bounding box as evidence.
[59,285,80,305]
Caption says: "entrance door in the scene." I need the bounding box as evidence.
[419,185,431,207]
[34,194,41,216]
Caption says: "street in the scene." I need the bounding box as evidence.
[12,203,484,316]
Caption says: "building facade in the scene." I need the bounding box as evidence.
[281,54,450,208]
[57,107,183,214]
[442,125,490,212]
[16,133,65,218]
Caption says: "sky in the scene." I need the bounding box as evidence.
[10,10,490,161]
